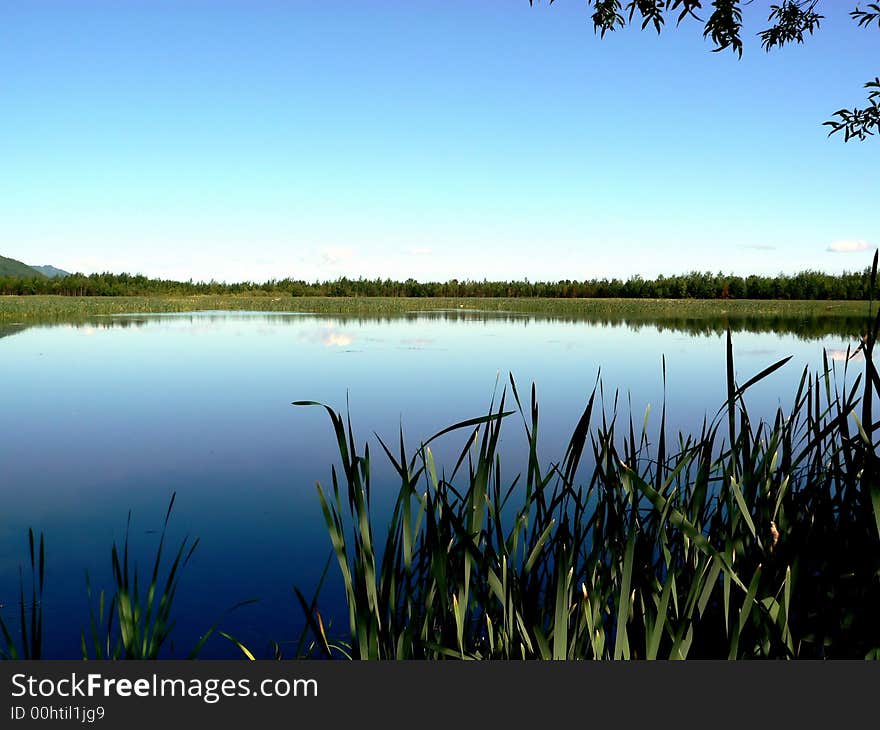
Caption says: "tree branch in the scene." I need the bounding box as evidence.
[825,78,880,141]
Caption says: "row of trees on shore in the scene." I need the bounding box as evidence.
[0,268,876,300]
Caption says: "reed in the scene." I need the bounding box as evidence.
[80,494,199,659]
[0,530,45,660]
[0,496,254,661]
[80,494,255,660]
[295,258,880,659]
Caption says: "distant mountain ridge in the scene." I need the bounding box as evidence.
[0,255,69,279]
[31,264,70,278]
[0,254,44,278]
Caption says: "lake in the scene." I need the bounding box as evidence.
[0,309,866,657]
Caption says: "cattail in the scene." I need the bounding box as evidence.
[770,521,780,553]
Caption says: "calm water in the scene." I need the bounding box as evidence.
[0,311,864,657]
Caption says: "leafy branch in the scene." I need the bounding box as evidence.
[825,78,880,141]
[759,1,823,51]
[527,1,878,141]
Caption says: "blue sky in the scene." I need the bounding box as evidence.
[1,1,877,282]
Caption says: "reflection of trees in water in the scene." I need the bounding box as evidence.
[0,318,152,340]
[0,324,27,340]
[622,314,866,340]
[90,318,151,330]
[297,311,865,340]
[0,311,865,342]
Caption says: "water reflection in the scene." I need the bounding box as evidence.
[0,307,869,341]
[0,323,27,340]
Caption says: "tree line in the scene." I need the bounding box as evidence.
[0,268,876,300]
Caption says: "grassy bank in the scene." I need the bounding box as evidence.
[0,294,869,330]
[1,294,870,340]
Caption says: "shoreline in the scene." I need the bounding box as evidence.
[0,294,872,324]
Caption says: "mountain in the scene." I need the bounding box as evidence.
[30,264,69,278]
[0,254,45,278]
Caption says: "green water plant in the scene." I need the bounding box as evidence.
[294,256,880,659]
[81,494,255,660]
[0,530,45,660]
[81,494,198,659]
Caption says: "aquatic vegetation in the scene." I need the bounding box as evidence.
[295,262,880,659]
[80,495,201,660]
[297,334,880,658]
[0,530,44,660]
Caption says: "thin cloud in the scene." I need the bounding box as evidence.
[741,244,776,251]
[408,247,433,256]
[319,247,354,265]
[827,239,870,254]
[299,327,355,348]
[323,331,353,348]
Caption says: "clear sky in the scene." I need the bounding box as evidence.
[1,1,877,283]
